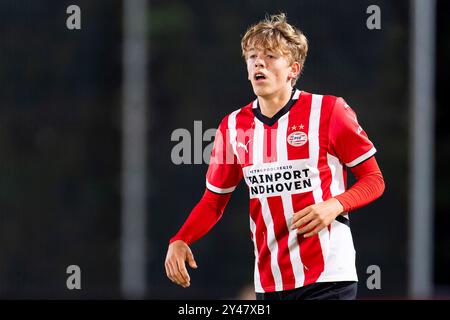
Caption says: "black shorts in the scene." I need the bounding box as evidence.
[255,281,357,300]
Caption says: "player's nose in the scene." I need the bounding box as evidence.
[254,54,265,68]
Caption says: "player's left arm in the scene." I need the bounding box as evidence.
[292,97,385,237]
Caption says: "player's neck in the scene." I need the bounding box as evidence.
[257,87,293,118]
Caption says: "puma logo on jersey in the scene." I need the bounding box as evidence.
[237,140,251,153]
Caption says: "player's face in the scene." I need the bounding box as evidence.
[246,48,299,98]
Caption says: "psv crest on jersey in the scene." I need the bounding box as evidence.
[287,131,308,147]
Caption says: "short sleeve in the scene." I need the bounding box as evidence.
[328,97,377,167]
[206,116,243,194]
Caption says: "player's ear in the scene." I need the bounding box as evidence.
[289,62,300,80]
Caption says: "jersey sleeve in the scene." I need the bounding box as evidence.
[328,97,377,167]
[205,115,243,194]
[334,156,385,212]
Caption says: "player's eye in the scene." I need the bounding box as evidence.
[249,54,256,59]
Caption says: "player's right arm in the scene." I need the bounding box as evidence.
[165,115,242,288]
[165,189,232,287]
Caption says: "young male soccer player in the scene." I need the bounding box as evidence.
[165,13,385,300]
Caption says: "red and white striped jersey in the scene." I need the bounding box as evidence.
[206,89,376,293]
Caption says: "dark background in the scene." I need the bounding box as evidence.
[0,0,447,299]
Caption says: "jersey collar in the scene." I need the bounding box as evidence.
[252,89,301,126]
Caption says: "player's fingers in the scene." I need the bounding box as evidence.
[291,213,313,230]
[168,259,185,286]
[173,259,189,287]
[292,206,311,223]
[304,225,323,238]
[177,259,191,286]
[164,262,172,280]
[297,219,319,235]
[166,261,179,285]
[187,250,198,269]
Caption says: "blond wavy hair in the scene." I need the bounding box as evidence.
[241,13,308,86]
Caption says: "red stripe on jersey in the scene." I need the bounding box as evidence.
[266,196,296,291]
[250,198,275,290]
[292,193,324,286]
[287,92,311,161]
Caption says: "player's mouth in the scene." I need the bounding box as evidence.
[254,72,267,82]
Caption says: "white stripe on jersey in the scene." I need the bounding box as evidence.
[327,152,350,219]
[253,118,264,164]
[308,95,331,279]
[276,113,289,162]
[308,94,324,203]
[228,109,241,164]
[327,152,345,197]
[205,181,236,194]
[250,215,264,292]
[346,146,377,167]
[277,112,305,288]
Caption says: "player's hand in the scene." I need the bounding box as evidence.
[165,240,198,288]
[291,198,344,238]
